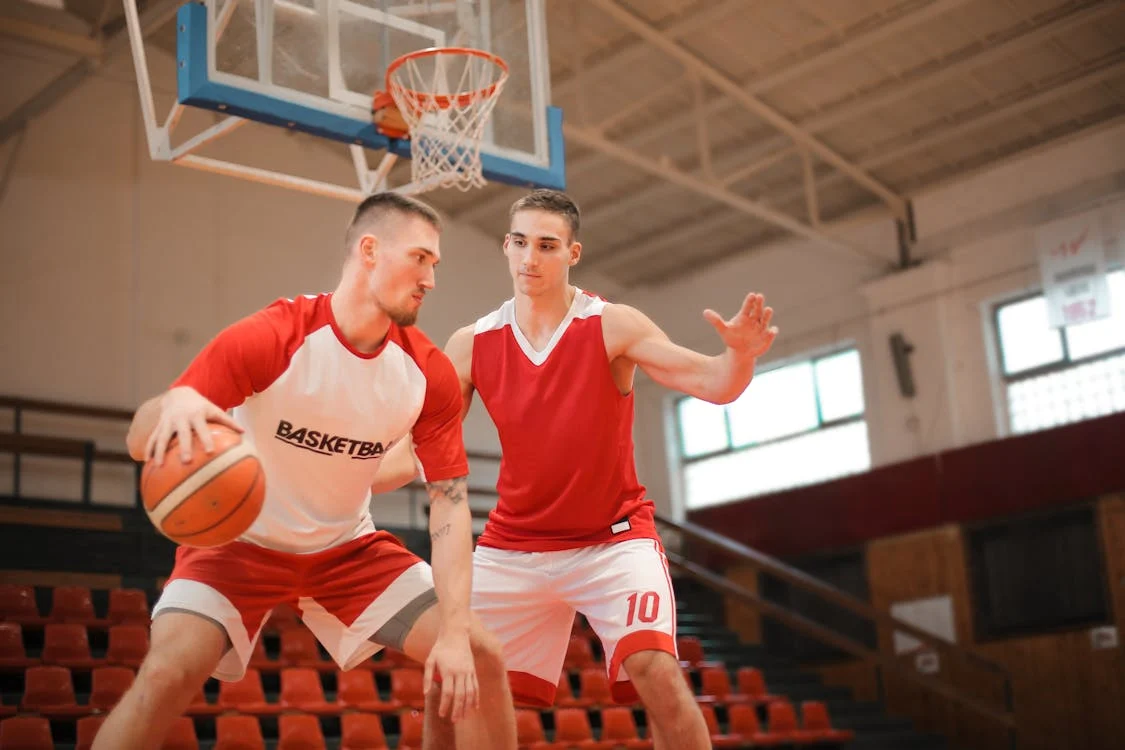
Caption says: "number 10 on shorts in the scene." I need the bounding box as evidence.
[626,591,660,626]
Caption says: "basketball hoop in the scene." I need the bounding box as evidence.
[384,47,509,192]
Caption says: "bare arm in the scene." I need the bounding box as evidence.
[368,325,477,496]
[422,474,477,719]
[444,323,476,420]
[426,475,473,629]
[606,293,777,404]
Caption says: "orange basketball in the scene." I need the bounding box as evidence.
[140,423,265,548]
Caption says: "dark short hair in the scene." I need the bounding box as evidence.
[509,189,580,242]
[345,192,442,250]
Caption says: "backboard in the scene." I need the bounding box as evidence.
[123,0,564,200]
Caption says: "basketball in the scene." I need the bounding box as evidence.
[140,424,265,548]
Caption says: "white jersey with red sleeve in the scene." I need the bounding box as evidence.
[171,293,467,553]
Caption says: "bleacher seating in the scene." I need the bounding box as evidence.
[0,582,857,749]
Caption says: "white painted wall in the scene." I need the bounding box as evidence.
[626,119,1125,517]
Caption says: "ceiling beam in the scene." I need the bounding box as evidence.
[0,16,103,57]
[581,134,784,229]
[460,0,951,224]
[591,56,1125,280]
[698,0,1125,177]
[0,0,181,146]
[551,0,749,101]
[562,122,881,264]
[586,0,922,218]
[514,0,1124,234]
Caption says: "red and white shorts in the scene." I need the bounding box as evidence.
[152,531,435,681]
[471,537,678,706]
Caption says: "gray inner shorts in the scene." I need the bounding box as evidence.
[368,587,439,651]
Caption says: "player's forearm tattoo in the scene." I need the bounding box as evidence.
[430,523,451,541]
[426,476,467,506]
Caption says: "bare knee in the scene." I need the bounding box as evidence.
[626,651,694,714]
[135,651,209,704]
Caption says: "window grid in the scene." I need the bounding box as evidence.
[675,348,870,509]
[995,270,1125,436]
[677,348,863,465]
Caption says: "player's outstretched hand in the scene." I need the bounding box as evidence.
[424,627,479,723]
[703,292,778,358]
[145,386,243,466]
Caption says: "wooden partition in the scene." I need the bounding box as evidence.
[795,495,1125,750]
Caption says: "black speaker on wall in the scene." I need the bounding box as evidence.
[889,332,916,398]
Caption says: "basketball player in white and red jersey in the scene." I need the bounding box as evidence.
[374,189,777,748]
[92,193,517,750]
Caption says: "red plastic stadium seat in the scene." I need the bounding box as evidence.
[676,636,720,669]
[106,624,149,668]
[107,589,150,625]
[801,700,855,743]
[0,584,45,626]
[554,672,589,708]
[280,629,330,670]
[698,704,743,749]
[578,668,613,706]
[600,707,652,749]
[340,713,389,750]
[217,669,280,715]
[390,668,426,709]
[265,602,302,633]
[161,716,200,750]
[20,665,88,718]
[764,701,807,744]
[89,666,135,711]
[0,716,54,750]
[185,686,222,716]
[736,666,780,704]
[41,623,102,669]
[515,708,548,747]
[552,707,611,749]
[248,639,276,671]
[278,714,327,750]
[0,622,37,669]
[49,586,105,626]
[76,715,106,750]
[698,666,750,705]
[279,668,336,715]
[336,669,397,712]
[397,709,425,750]
[214,715,265,750]
[564,635,596,669]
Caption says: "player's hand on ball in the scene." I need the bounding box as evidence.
[146,386,244,466]
[425,626,479,723]
[703,292,778,358]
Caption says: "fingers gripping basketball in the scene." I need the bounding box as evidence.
[141,424,265,548]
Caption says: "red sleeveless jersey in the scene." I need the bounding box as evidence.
[471,290,657,551]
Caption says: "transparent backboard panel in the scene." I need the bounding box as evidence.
[206,0,549,169]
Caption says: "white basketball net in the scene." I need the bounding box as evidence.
[386,49,509,192]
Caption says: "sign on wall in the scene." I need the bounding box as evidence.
[1036,209,1112,328]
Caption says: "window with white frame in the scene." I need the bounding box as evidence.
[676,348,871,510]
[995,269,1125,435]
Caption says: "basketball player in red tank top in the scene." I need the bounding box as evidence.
[375,190,777,748]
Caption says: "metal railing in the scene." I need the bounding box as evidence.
[656,513,1017,745]
[0,396,136,504]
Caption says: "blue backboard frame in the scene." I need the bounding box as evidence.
[175,2,565,191]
